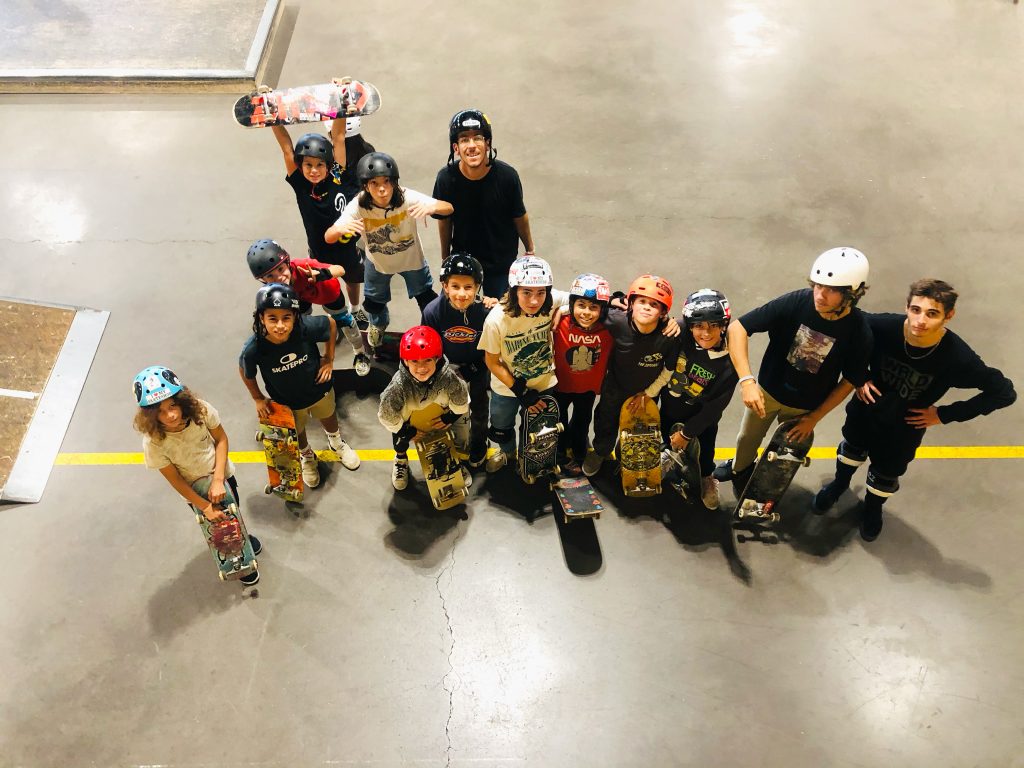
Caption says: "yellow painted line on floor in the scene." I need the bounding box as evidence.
[52,445,1024,466]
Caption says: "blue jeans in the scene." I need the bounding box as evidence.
[362,259,434,329]
[489,391,520,455]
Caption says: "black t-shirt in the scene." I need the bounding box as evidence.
[420,294,489,365]
[740,288,872,410]
[862,313,1016,423]
[603,308,682,395]
[239,315,332,410]
[431,160,526,270]
[286,164,362,264]
[663,343,738,437]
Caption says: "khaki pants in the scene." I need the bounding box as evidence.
[734,389,809,473]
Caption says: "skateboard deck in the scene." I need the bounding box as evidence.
[191,476,257,582]
[552,474,603,523]
[234,79,381,128]
[663,422,703,506]
[255,401,303,503]
[733,419,813,543]
[360,329,404,362]
[410,404,467,511]
[518,394,562,484]
[618,398,662,497]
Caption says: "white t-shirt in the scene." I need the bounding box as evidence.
[142,400,234,485]
[337,187,433,274]
[478,289,569,397]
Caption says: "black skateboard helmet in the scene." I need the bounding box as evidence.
[293,132,333,167]
[682,288,731,327]
[246,239,290,279]
[357,152,399,184]
[440,252,484,284]
[255,283,300,312]
[447,108,496,165]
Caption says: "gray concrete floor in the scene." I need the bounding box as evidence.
[1,1,1023,766]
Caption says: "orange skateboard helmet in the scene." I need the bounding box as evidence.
[626,275,674,314]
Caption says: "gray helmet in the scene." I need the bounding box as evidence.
[246,239,289,279]
[357,152,399,184]
[255,283,300,312]
[293,133,332,166]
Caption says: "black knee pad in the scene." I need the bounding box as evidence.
[487,425,514,444]
[866,467,899,497]
[414,288,439,310]
[362,297,387,315]
[837,440,868,467]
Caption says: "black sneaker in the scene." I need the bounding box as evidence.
[713,459,736,481]
[240,568,260,586]
[813,481,848,514]
[468,445,488,468]
[860,505,883,542]
[730,463,754,497]
[249,535,262,556]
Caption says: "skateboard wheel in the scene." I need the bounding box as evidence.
[766,451,778,462]
[255,431,262,443]
[264,484,272,495]
[803,456,811,467]
[218,572,226,581]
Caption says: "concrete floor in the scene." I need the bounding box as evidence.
[1,0,1023,765]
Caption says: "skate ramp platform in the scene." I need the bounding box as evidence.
[0,0,283,93]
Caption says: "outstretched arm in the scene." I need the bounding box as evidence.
[272,125,298,176]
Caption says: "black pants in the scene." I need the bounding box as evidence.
[457,361,490,460]
[554,390,597,462]
[839,398,924,495]
[592,379,630,458]
[660,398,720,477]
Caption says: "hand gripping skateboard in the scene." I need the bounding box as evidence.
[234,78,381,128]
[663,422,703,506]
[552,474,603,523]
[409,403,467,511]
[191,476,257,582]
[733,419,814,543]
[254,401,303,503]
[518,394,563,484]
[618,397,663,497]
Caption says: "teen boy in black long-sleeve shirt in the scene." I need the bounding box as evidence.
[813,278,1016,541]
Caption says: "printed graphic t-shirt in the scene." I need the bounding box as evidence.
[239,315,332,410]
[142,400,236,484]
[337,188,432,274]
[553,314,613,394]
[739,288,872,410]
[286,163,362,263]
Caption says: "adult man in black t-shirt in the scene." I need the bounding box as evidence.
[714,248,873,494]
[432,109,535,299]
[813,279,1016,541]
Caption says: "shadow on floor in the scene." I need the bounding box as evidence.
[384,481,468,565]
[477,468,553,524]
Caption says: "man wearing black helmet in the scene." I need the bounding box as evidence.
[421,253,493,467]
[432,109,535,298]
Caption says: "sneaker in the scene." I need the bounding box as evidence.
[461,466,474,489]
[300,450,320,488]
[468,445,488,468]
[700,476,720,510]
[713,459,736,481]
[563,458,583,477]
[485,447,509,473]
[813,480,848,514]
[582,451,605,477]
[367,324,385,348]
[353,306,370,329]
[248,535,263,556]
[353,352,371,377]
[860,500,884,541]
[326,433,361,469]
[240,568,260,586]
[392,457,410,490]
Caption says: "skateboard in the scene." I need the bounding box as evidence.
[663,422,703,506]
[234,79,381,128]
[551,474,603,523]
[409,403,467,511]
[618,398,662,497]
[191,476,257,582]
[254,401,303,503]
[361,329,403,362]
[518,394,563,484]
[733,419,814,543]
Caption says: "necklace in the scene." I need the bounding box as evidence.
[903,324,943,360]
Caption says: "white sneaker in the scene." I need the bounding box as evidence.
[326,432,360,469]
[367,324,385,348]
[392,458,410,490]
[461,466,473,489]
[701,476,720,510]
[485,448,510,474]
[300,450,320,488]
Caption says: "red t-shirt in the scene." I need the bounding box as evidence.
[553,314,613,394]
[288,258,342,306]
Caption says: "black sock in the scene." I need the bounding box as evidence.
[864,492,885,515]
[832,460,857,488]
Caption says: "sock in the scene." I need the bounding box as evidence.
[831,459,857,489]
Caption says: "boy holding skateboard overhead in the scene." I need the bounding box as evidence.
[478,256,568,473]
[713,247,873,494]
[660,289,740,510]
[813,278,1015,541]
[421,252,494,468]
[432,109,535,298]
[582,275,682,478]
[246,238,370,376]
[378,326,472,491]
[239,283,361,490]
[270,111,373,317]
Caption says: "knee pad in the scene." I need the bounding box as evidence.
[837,440,868,467]
[487,425,514,444]
[330,310,355,329]
[414,288,439,310]
[362,297,387,315]
[866,467,899,497]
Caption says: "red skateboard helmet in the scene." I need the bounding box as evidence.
[399,325,443,361]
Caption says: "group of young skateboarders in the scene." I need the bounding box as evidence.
[133,96,1017,586]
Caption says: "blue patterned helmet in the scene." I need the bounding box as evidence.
[133,366,183,407]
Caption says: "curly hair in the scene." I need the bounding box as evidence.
[499,286,553,319]
[133,387,207,441]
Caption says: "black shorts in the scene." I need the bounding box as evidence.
[310,245,365,284]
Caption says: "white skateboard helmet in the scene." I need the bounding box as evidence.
[809,247,869,290]
[508,256,553,288]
